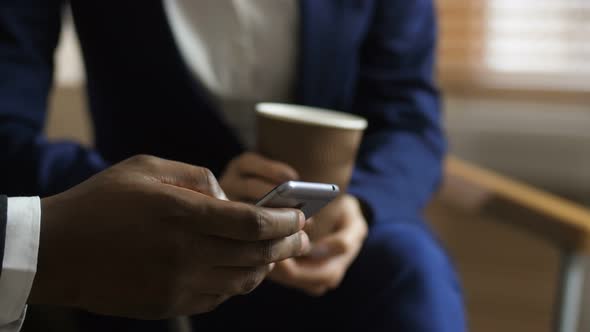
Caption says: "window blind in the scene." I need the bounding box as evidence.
[437,0,590,93]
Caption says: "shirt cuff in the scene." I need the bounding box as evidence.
[0,197,41,328]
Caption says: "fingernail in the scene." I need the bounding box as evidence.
[298,211,306,229]
[300,232,311,255]
[285,169,300,180]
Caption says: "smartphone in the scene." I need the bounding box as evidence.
[255,181,340,219]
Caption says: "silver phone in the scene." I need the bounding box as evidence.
[255,181,340,219]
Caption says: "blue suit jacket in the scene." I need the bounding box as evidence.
[0,0,444,224]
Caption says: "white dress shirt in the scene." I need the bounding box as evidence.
[164,0,298,148]
[0,197,40,332]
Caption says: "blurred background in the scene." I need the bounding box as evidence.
[438,0,590,201]
[45,1,589,331]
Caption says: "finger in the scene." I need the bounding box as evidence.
[304,286,331,297]
[271,256,347,290]
[167,192,306,240]
[308,213,367,259]
[129,155,228,200]
[226,177,277,203]
[207,231,310,267]
[269,261,329,296]
[200,200,306,240]
[307,229,351,259]
[307,241,346,259]
[196,266,272,295]
[236,153,299,184]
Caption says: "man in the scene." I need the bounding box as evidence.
[0,1,465,331]
[0,155,309,331]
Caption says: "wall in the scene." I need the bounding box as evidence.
[444,96,590,203]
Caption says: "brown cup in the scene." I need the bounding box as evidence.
[256,103,368,238]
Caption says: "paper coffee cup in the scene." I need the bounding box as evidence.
[256,103,367,194]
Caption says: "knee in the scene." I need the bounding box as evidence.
[357,221,462,296]
[342,221,466,331]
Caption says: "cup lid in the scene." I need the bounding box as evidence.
[256,103,368,130]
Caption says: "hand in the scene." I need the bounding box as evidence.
[220,152,299,202]
[268,194,368,296]
[29,155,310,319]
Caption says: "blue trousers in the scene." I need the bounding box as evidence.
[80,220,466,331]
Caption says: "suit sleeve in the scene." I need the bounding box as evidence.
[347,0,445,223]
[0,1,108,197]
